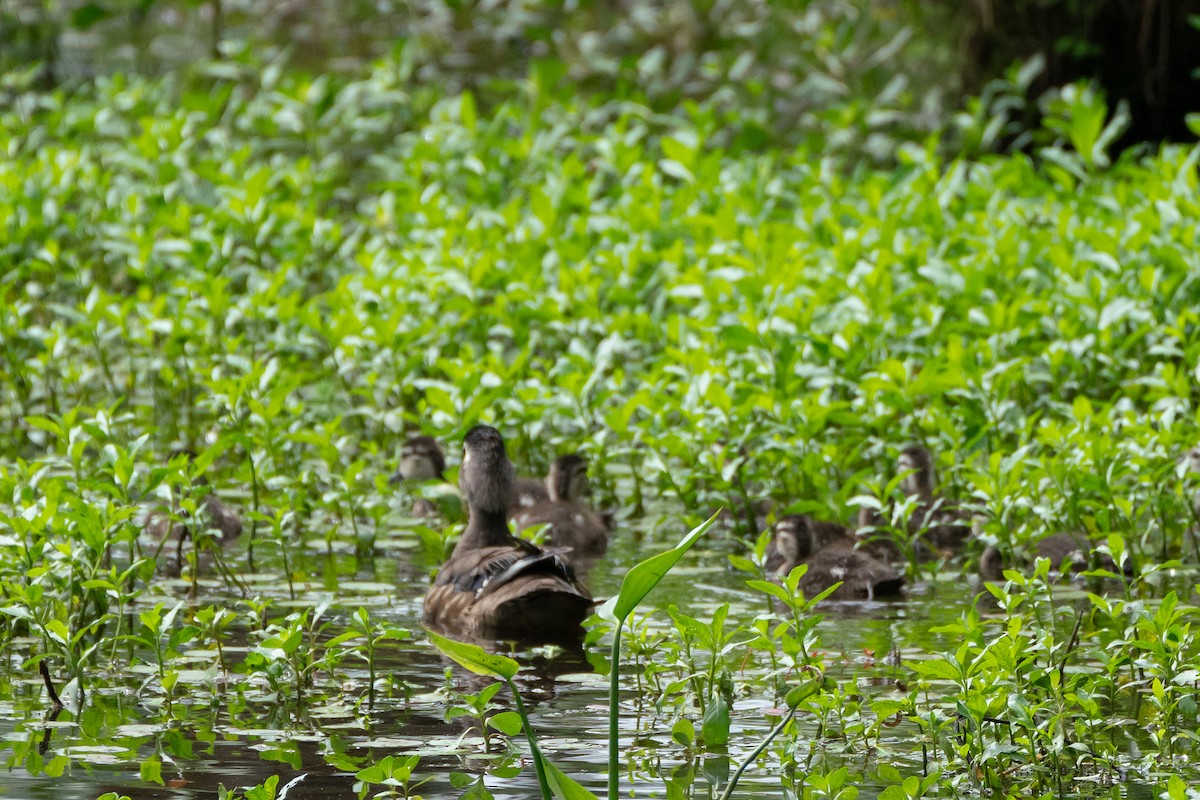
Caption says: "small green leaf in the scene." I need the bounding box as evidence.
[784,675,823,708]
[140,756,163,785]
[672,717,695,747]
[910,659,959,681]
[426,630,519,680]
[487,710,523,736]
[700,695,730,747]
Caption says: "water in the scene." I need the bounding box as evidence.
[0,498,1084,800]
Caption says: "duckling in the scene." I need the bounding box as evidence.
[390,435,448,517]
[512,476,551,512]
[766,514,903,601]
[143,454,242,569]
[896,445,971,550]
[144,491,243,544]
[513,454,610,557]
[853,505,935,563]
[423,426,594,642]
[979,531,1129,582]
[393,435,446,482]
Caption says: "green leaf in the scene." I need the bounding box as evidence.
[910,659,959,681]
[139,756,163,785]
[426,630,519,680]
[700,695,730,747]
[745,579,792,606]
[543,759,600,800]
[487,710,523,736]
[657,159,694,183]
[613,513,717,622]
[784,675,823,708]
[71,3,113,30]
[672,717,695,747]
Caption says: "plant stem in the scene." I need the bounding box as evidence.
[608,620,623,800]
[507,679,552,800]
[717,707,796,800]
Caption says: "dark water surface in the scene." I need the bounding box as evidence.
[0,500,1071,800]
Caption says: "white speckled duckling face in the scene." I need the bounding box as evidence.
[548,454,590,503]
[774,515,812,562]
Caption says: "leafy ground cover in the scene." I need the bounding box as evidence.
[1,49,1200,800]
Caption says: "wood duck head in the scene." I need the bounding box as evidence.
[459,425,515,518]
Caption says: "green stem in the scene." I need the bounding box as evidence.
[507,679,552,800]
[608,619,623,800]
[716,707,797,800]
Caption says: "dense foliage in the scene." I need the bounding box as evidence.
[2,40,1200,800]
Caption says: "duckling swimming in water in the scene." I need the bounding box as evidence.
[514,454,610,558]
[767,514,904,601]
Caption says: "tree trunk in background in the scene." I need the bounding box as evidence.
[965,0,1200,144]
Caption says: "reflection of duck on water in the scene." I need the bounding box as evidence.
[423,426,594,643]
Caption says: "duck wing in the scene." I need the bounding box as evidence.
[476,546,579,599]
[425,541,594,640]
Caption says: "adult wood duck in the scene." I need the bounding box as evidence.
[423,426,594,642]
[513,454,610,558]
[896,445,971,550]
[766,514,903,601]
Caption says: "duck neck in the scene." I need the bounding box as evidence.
[456,508,513,552]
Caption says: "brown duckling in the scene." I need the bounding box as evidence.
[766,514,904,601]
[423,425,594,642]
[513,454,610,558]
[979,531,1129,582]
[390,435,448,517]
[896,445,971,550]
[144,491,243,544]
[143,455,242,570]
[512,477,551,512]
[393,435,446,482]
[853,504,935,563]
